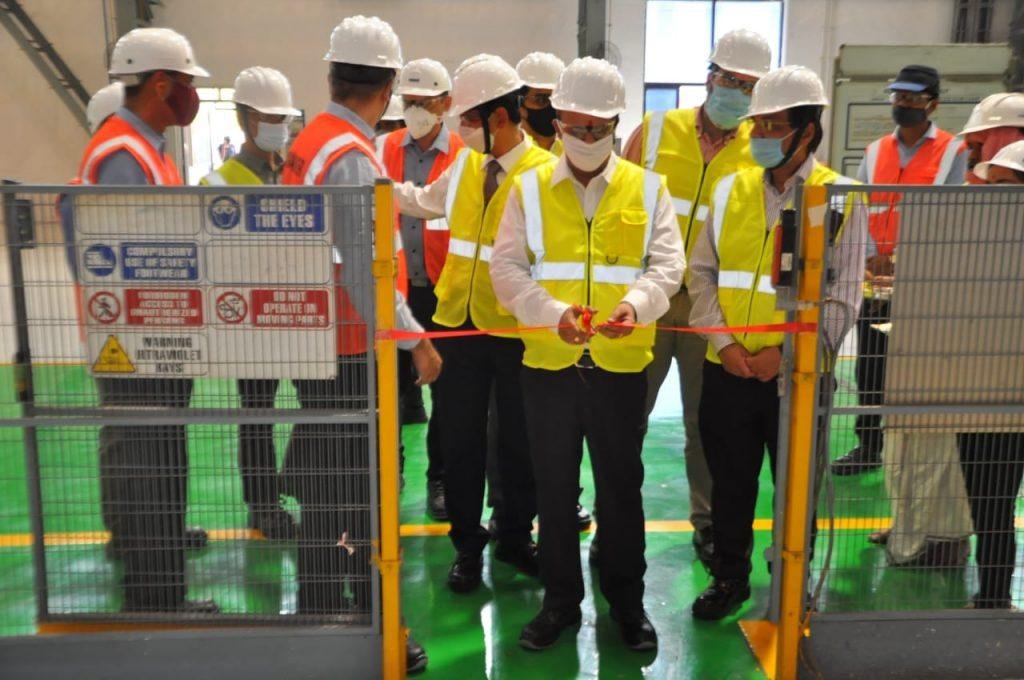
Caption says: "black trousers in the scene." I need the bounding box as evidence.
[237,379,281,510]
[398,284,442,481]
[700,361,780,581]
[522,365,647,615]
[854,299,890,453]
[282,358,371,614]
[957,433,1024,605]
[434,334,535,554]
[98,377,192,611]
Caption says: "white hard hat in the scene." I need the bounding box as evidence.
[381,95,404,121]
[745,65,828,118]
[960,92,1024,135]
[108,27,209,78]
[233,66,301,117]
[551,57,625,118]
[395,58,451,96]
[324,15,402,69]
[974,139,1024,180]
[516,52,566,90]
[87,82,124,133]
[709,29,772,79]
[450,54,523,118]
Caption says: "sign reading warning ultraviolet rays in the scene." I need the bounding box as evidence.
[73,192,339,379]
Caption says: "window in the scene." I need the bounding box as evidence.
[643,0,783,113]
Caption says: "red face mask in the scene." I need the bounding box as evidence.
[164,79,199,126]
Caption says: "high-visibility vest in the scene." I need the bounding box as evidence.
[432,140,554,335]
[515,159,664,372]
[200,157,264,186]
[380,129,465,285]
[706,162,857,362]
[76,114,182,186]
[282,110,408,355]
[861,128,963,256]
[640,107,755,271]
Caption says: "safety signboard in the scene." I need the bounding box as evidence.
[75,192,338,379]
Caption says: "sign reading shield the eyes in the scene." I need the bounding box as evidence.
[74,192,336,379]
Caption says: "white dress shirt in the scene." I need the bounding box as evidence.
[490,153,684,334]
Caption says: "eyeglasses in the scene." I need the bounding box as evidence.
[555,119,616,141]
[523,92,552,109]
[751,119,793,135]
[889,91,933,106]
[710,67,756,96]
[403,94,446,110]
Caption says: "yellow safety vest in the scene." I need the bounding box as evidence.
[706,162,856,363]
[515,159,664,373]
[199,157,264,186]
[432,141,554,335]
[640,108,755,269]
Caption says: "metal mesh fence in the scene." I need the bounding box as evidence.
[809,184,1024,615]
[0,185,382,632]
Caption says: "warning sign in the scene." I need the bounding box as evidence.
[121,242,199,281]
[216,291,248,324]
[88,291,121,324]
[251,289,330,328]
[92,335,135,373]
[132,334,205,375]
[245,194,324,233]
[125,289,203,327]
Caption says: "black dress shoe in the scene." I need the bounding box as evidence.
[447,551,483,593]
[693,527,714,569]
[185,527,208,550]
[576,504,592,532]
[249,506,297,541]
[519,607,582,651]
[692,579,751,620]
[426,479,448,521]
[406,636,428,674]
[494,541,539,578]
[830,446,882,476]
[611,609,658,651]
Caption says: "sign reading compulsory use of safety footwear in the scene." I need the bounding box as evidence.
[74,192,343,379]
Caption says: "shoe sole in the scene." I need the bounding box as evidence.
[407,658,428,674]
[518,621,582,651]
[692,591,751,621]
[830,464,881,477]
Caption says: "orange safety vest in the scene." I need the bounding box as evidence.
[380,129,465,285]
[862,128,963,256]
[282,110,408,356]
[76,114,183,186]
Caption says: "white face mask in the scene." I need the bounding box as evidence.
[459,123,492,154]
[254,121,290,152]
[404,106,440,140]
[561,133,614,172]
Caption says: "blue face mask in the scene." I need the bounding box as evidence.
[750,130,796,169]
[704,85,752,130]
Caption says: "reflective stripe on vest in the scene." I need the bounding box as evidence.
[202,171,228,186]
[516,159,661,372]
[303,132,381,185]
[78,115,181,187]
[432,142,555,334]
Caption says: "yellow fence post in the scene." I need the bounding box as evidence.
[775,184,828,679]
[373,178,406,680]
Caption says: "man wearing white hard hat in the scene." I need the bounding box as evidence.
[689,65,865,620]
[198,66,301,543]
[280,16,437,673]
[492,57,683,652]
[960,92,1024,183]
[393,54,552,595]
[72,26,216,614]
[957,140,1024,609]
[86,81,125,134]
[380,58,464,522]
[622,29,769,568]
[516,52,566,154]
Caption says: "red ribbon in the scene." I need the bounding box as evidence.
[377,321,817,342]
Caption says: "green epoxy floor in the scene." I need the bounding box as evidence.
[1,360,1020,678]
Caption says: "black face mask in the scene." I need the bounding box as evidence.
[892,105,928,127]
[526,105,557,137]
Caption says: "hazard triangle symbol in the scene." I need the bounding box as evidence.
[92,335,135,374]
